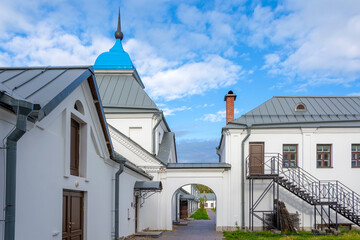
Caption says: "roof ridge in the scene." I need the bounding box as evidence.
[273,96,360,98]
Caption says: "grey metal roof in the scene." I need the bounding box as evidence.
[157,132,175,164]
[123,159,153,180]
[0,66,93,119]
[134,181,162,191]
[166,163,231,169]
[230,96,360,128]
[95,73,158,113]
[0,66,117,159]
[180,194,195,200]
[199,193,216,200]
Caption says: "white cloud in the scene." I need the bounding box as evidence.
[162,106,191,116]
[246,1,360,87]
[201,110,226,122]
[200,109,240,122]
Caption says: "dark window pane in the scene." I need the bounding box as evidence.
[352,145,357,151]
[353,154,357,160]
[324,160,329,167]
[323,145,330,152]
[290,146,296,152]
[324,154,329,160]
[283,146,289,152]
[290,153,296,160]
[317,161,322,167]
[352,161,356,167]
[290,161,296,167]
[317,145,323,152]
[317,154,322,160]
[284,154,288,160]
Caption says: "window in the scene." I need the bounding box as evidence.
[317,144,331,168]
[295,103,306,111]
[352,144,360,168]
[283,145,297,167]
[70,119,80,176]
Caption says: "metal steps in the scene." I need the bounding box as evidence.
[246,153,360,228]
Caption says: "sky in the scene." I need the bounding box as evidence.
[1,0,360,162]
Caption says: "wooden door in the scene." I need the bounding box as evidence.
[249,142,264,175]
[180,200,188,219]
[63,190,83,240]
[135,196,139,233]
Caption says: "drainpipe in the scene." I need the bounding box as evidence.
[3,97,39,240]
[152,112,162,155]
[240,125,251,230]
[113,155,126,240]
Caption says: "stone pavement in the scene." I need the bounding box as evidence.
[158,209,224,240]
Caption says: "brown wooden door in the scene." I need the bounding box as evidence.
[180,200,188,219]
[249,142,264,175]
[63,190,83,240]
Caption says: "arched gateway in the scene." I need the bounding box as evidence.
[160,163,230,231]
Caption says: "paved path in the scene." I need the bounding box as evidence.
[158,209,224,240]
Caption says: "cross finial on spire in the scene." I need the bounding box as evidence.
[115,8,124,40]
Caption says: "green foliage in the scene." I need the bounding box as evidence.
[195,184,213,193]
[199,195,207,209]
[211,208,216,213]
[223,230,360,240]
[190,209,210,220]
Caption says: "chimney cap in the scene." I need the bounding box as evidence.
[224,90,237,101]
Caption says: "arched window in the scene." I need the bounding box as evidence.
[295,103,306,112]
[74,100,84,114]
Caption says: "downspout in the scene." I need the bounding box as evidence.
[152,112,162,155]
[4,99,38,240]
[114,155,126,240]
[240,125,251,230]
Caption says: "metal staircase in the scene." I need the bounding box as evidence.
[246,154,360,230]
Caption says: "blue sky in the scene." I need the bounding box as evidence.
[1,0,360,162]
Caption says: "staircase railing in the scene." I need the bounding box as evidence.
[246,154,360,225]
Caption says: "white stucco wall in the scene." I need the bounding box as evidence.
[222,127,360,230]
[107,114,154,154]
[0,81,157,239]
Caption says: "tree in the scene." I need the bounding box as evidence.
[199,195,207,209]
[195,184,213,193]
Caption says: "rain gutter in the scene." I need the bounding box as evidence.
[240,124,251,230]
[1,93,40,240]
[112,154,126,240]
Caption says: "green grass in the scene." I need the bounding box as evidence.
[212,208,216,213]
[190,208,210,220]
[223,230,360,240]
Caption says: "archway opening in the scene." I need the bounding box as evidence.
[171,184,217,230]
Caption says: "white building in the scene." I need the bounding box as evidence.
[0,66,161,240]
[217,92,360,230]
[199,193,216,209]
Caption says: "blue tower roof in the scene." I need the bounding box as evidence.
[94,9,134,70]
[94,39,134,70]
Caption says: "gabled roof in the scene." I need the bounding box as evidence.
[229,96,360,128]
[199,193,216,200]
[95,73,158,113]
[0,66,115,159]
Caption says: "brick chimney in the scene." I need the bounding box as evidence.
[224,90,237,124]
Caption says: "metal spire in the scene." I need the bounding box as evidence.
[115,8,124,40]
